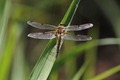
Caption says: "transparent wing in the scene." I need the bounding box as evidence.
[27,21,56,30]
[62,34,92,41]
[28,32,56,39]
[67,23,93,31]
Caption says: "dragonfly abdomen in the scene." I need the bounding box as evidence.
[56,35,61,54]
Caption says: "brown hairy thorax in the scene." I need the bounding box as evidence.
[54,25,67,37]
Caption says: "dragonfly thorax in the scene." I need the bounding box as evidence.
[55,26,66,36]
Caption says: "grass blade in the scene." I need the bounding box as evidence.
[53,38,120,71]
[90,65,120,80]
[28,0,81,80]
[61,0,81,25]
[0,22,23,80]
[0,0,11,58]
[28,40,56,80]
[11,41,26,80]
[72,61,89,80]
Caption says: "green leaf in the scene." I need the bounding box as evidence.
[28,0,81,80]
[90,65,120,80]
[53,38,120,71]
[72,61,89,80]
[0,23,23,80]
[0,0,11,59]
[28,40,56,80]
[61,0,81,25]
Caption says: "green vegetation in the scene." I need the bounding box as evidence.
[0,0,120,80]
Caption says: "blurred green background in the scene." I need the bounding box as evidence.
[0,0,120,80]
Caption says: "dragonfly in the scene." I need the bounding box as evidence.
[27,21,93,54]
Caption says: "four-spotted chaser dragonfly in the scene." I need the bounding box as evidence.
[27,21,93,54]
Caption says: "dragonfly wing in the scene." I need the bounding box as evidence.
[67,23,93,31]
[28,32,56,39]
[27,21,56,30]
[62,34,92,41]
